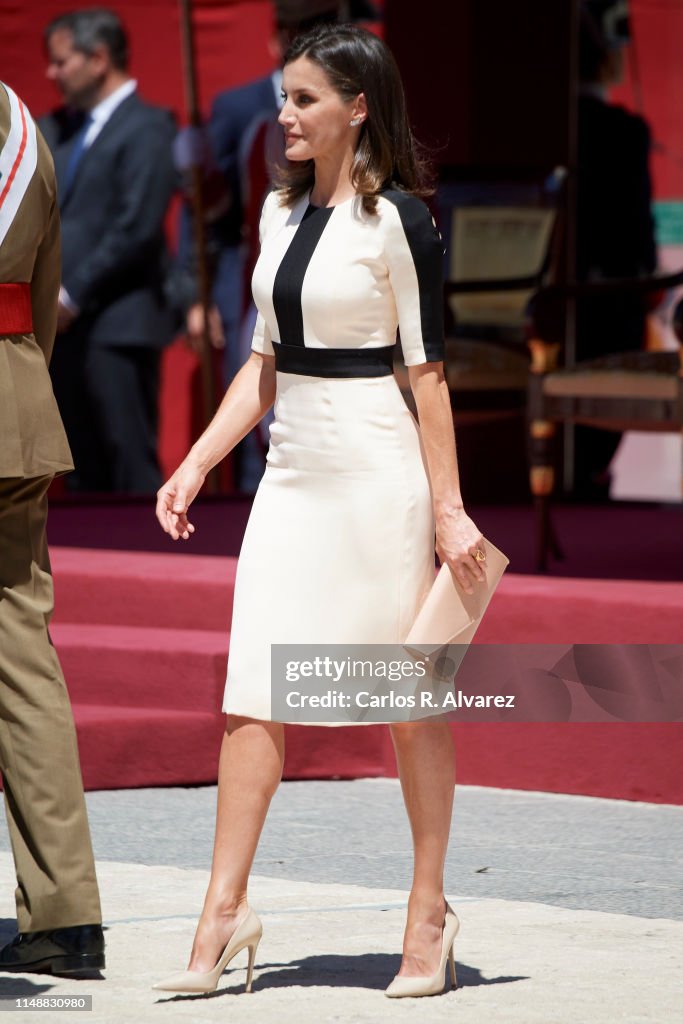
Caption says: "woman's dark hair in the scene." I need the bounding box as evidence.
[275,23,432,213]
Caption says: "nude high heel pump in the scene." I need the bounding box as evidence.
[384,902,459,998]
[152,907,262,994]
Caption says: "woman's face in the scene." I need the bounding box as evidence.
[278,56,365,162]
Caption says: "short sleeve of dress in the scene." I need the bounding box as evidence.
[250,312,274,356]
[250,191,276,356]
[383,192,445,365]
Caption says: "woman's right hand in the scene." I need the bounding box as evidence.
[155,458,205,541]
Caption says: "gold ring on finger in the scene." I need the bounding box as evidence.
[473,548,486,563]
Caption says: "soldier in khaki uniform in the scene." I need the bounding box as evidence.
[0,82,104,975]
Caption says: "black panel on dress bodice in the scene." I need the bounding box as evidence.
[382,189,445,363]
[272,204,333,346]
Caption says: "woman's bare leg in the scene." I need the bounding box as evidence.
[388,720,456,977]
[188,715,285,971]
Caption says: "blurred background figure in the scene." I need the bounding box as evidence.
[42,8,176,494]
[175,0,376,491]
[573,0,657,500]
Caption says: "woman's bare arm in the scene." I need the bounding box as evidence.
[408,361,485,593]
[156,352,276,540]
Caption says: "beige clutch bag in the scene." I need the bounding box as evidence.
[404,538,509,653]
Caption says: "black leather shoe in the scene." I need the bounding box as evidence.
[0,924,105,975]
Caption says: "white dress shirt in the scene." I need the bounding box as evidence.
[83,78,138,147]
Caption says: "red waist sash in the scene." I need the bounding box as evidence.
[0,282,33,334]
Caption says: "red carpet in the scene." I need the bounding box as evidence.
[50,548,683,803]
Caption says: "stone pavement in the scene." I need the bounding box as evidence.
[75,780,683,920]
[0,781,681,1023]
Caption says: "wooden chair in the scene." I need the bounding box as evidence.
[438,179,562,426]
[527,271,683,570]
[395,177,562,404]
[395,178,564,503]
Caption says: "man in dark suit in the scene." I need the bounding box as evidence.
[573,2,657,498]
[0,81,103,976]
[42,8,176,493]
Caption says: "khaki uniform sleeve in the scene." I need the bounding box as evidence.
[29,196,61,366]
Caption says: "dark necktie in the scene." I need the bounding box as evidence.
[63,114,93,194]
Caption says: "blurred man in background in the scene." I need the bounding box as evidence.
[42,8,176,494]
[574,0,657,499]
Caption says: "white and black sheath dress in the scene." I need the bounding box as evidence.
[222,188,445,723]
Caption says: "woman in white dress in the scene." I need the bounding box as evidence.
[154,24,486,999]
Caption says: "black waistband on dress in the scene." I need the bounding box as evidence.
[272,341,394,378]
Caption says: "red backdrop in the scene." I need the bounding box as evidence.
[3,0,678,196]
[0,1,280,480]
[0,0,276,124]
[611,0,683,200]
[1,0,680,481]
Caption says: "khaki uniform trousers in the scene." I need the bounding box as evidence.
[0,475,101,932]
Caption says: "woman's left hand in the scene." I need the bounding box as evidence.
[435,506,486,594]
